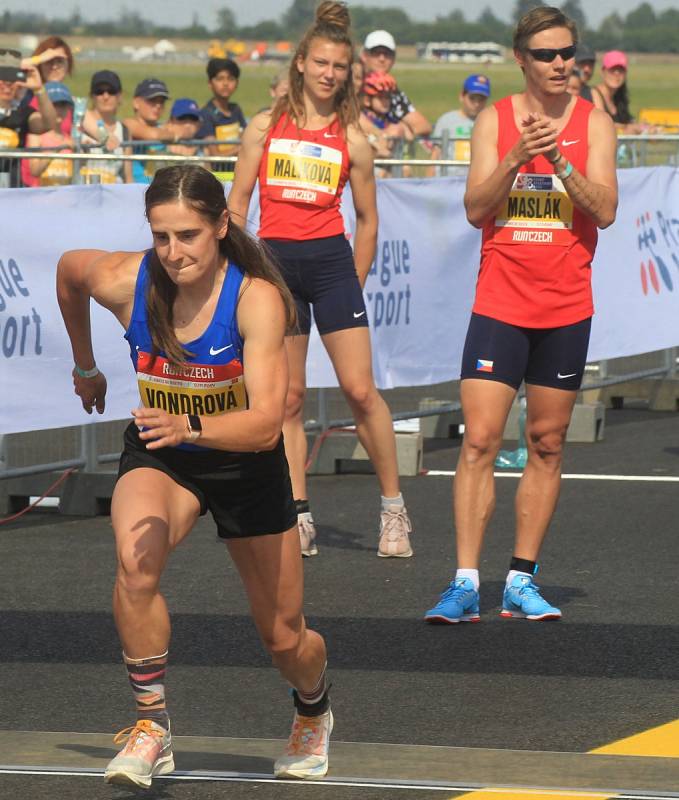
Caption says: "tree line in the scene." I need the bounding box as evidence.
[2,0,678,53]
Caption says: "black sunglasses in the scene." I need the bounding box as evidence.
[527,45,577,63]
[0,48,21,58]
[93,86,117,96]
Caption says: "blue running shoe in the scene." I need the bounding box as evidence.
[500,575,561,620]
[424,577,481,624]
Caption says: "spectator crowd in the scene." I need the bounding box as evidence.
[0,30,666,188]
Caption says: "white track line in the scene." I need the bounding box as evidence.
[425,471,679,482]
[2,766,678,798]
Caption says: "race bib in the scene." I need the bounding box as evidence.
[453,139,471,162]
[266,137,342,207]
[136,351,246,417]
[215,122,241,155]
[41,158,73,186]
[0,128,19,149]
[495,173,574,245]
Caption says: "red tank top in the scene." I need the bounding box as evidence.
[473,95,598,328]
[258,112,350,241]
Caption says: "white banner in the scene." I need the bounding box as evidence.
[1,169,678,434]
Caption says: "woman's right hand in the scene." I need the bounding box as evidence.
[72,370,107,414]
[509,112,559,166]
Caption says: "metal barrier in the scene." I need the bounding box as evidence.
[4,132,678,187]
[2,147,678,512]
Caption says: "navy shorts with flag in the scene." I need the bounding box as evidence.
[460,313,592,391]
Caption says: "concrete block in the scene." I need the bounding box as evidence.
[0,470,116,516]
[582,378,679,412]
[307,430,423,476]
[503,402,605,443]
[418,398,464,439]
[565,402,605,442]
[58,471,117,516]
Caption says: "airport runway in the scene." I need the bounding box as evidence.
[1,407,678,799]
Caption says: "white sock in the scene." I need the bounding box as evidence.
[456,568,479,591]
[506,569,532,587]
[381,493,404,511]
[298,511,314,523]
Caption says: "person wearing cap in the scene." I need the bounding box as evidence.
[198,58,247,180]
[361,30,432,137]
[424,6,617,626]
[124,78,191,184]
[0,48,57,187]
[26,81,75,186]
[592,50,634,129]
[167,98,205,158]
[574,43,595,102]
[431,74,491,171]
[359,72,413,175]
[80,71,132,184]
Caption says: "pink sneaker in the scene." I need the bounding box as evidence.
[378,505,413,557]
[104,719,174,788]
[274,709,333,779]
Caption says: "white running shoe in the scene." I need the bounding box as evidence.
[104,719,174,788]
[378,504,413,557]
[274,709,333,779]
[298,514,318,557]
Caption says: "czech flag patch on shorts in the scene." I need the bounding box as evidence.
[476,359,494,373]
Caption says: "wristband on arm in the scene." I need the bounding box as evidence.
[74,364,100,378]
[556,160,574,180]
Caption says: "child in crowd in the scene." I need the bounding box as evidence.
[566,68,583,97]
[429,73,490,175]
[359,71,412,175]
[123,78,193,184]
[198,58,246,158]
[166,98,204,158]
[26,81,74,186]
[269,68,289,105]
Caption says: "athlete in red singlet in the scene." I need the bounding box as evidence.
[425,6,618,625]
[229,1,413,561]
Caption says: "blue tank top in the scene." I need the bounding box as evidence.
[124,251,246,451]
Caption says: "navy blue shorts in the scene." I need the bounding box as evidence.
[460,313,592,391]
[263,235,369,336]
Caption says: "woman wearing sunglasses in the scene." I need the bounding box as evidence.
[424,6,618,625]
[80,70,133,184]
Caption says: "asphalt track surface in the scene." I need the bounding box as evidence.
[1,407,678,799]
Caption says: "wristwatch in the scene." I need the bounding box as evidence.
[185,414,202,442]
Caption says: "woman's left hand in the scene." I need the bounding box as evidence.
[132,407,188,449]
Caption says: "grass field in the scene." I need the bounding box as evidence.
[55,58,679,123]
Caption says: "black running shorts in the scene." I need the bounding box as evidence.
[118,423,297,539]
[460,313,592,391]
[263,234,369,336]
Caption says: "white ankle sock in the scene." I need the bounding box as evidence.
[506,569,532,587]
[456,568,479,591]
[381,493,404,511]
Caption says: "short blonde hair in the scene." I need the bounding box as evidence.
[513,6,578,53]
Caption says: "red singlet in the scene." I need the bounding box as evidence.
[258,112,350,241]
[473,95,598,328]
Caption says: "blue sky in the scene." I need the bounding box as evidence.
[6,0,676,28]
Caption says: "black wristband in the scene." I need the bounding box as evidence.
[546,150,562,164]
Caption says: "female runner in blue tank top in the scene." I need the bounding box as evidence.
[57,165,332,788]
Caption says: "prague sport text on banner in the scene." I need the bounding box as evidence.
[1,168,679,434]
